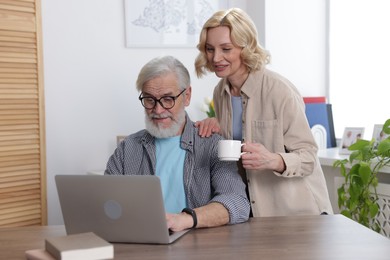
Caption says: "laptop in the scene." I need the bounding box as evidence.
[55,175,190,244]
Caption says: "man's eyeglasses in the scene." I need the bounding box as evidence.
[139,88,187,110]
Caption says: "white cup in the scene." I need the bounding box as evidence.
[218,140,245,161]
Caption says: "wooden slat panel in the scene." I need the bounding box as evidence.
[0,110,37,116]
[0,0,46,227]
[0,76,37,82]
[0,3,35,13]
[0,9,36,32]
[0,159,39,171]
[0,97,37,102]
[4,218,41,227]
[0,41,36,49]
[0,73,37,79]
[0,48,36,56]
[0,209,41,221]
[0,190,40,204]
[0,66,36,73]
[0,119,39,126]
[0,200,40,211]
[13,0,36,3]
[0,133,38,141]
[0,143,39,152]
[0,129,39,136]
[0,36,36,44]
[0,180,40,190]
[0,211,41,224]
[0,29,35,38]
[0,183,41,194]
[0,114,39,121]
[0,156,39,166]
[0,125,38,132]
[0,208,41,220]
[0,148,39,158]
[0,84,37,89]
[0,137,40,146]
[0,62,36,68]
[0,49,36,59]
[0,90,38,96]
[0,105,38,110]
[0,163,40,174]
[0,152,39,161]
[0,1,35,8]
[0,57,36,63]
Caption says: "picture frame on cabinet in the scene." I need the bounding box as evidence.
[372,124,389,148]
[339,127,365,154]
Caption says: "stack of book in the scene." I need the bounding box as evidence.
[25,232,114,260]
[303,96,336,148]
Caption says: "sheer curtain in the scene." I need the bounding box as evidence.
[329,0,390,140]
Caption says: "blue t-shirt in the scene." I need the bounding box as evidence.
[232,96,243,141]
[155,136,186,213]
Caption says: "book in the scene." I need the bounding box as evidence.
[45,232,113,260]
[303,96,326,104]
[305,103,336,148]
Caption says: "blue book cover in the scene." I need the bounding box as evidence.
[305,103,336,148]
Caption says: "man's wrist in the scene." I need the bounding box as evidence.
[181,208,197,228]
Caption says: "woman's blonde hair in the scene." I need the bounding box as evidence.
[195,8,270,78]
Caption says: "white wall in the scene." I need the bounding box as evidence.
[41,0,327,224]
[265,0,328,96]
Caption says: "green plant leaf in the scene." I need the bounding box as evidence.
[349,164,360,184]
[358,163,371,185]
[349,151,361,163]
[337,186,346,208]
[349,139,370,150]
[369,203,379,218]
[377,139,390,156]
[383,119,390,135]
[333,159,347,168]
[372,177,378,187]
[340,210,352,219]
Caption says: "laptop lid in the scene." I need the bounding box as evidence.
[55,175,190,244]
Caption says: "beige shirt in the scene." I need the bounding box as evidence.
[213,68,333,217]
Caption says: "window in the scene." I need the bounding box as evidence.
[329,0,390,139]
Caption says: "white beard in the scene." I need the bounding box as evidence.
[145,109,186,138]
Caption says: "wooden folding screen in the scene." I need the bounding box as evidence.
[0,0,47,226]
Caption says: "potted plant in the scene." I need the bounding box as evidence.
[333,119,390,233]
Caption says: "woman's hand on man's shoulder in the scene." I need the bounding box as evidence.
[195,117,221,138]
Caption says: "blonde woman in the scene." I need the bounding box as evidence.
[195,8,333,217]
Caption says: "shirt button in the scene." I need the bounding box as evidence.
[251,201,255,204]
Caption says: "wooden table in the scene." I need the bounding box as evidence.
[2,214,389,260]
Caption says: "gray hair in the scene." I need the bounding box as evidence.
[136,56,191,92]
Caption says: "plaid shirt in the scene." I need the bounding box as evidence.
[105,113,250,224]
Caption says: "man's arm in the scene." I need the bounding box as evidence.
[166,202,229,232]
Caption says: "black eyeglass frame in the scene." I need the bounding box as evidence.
[138,88,187,110]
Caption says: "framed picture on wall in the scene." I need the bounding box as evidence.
[124,0,229,48]
[339,127,365,154]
